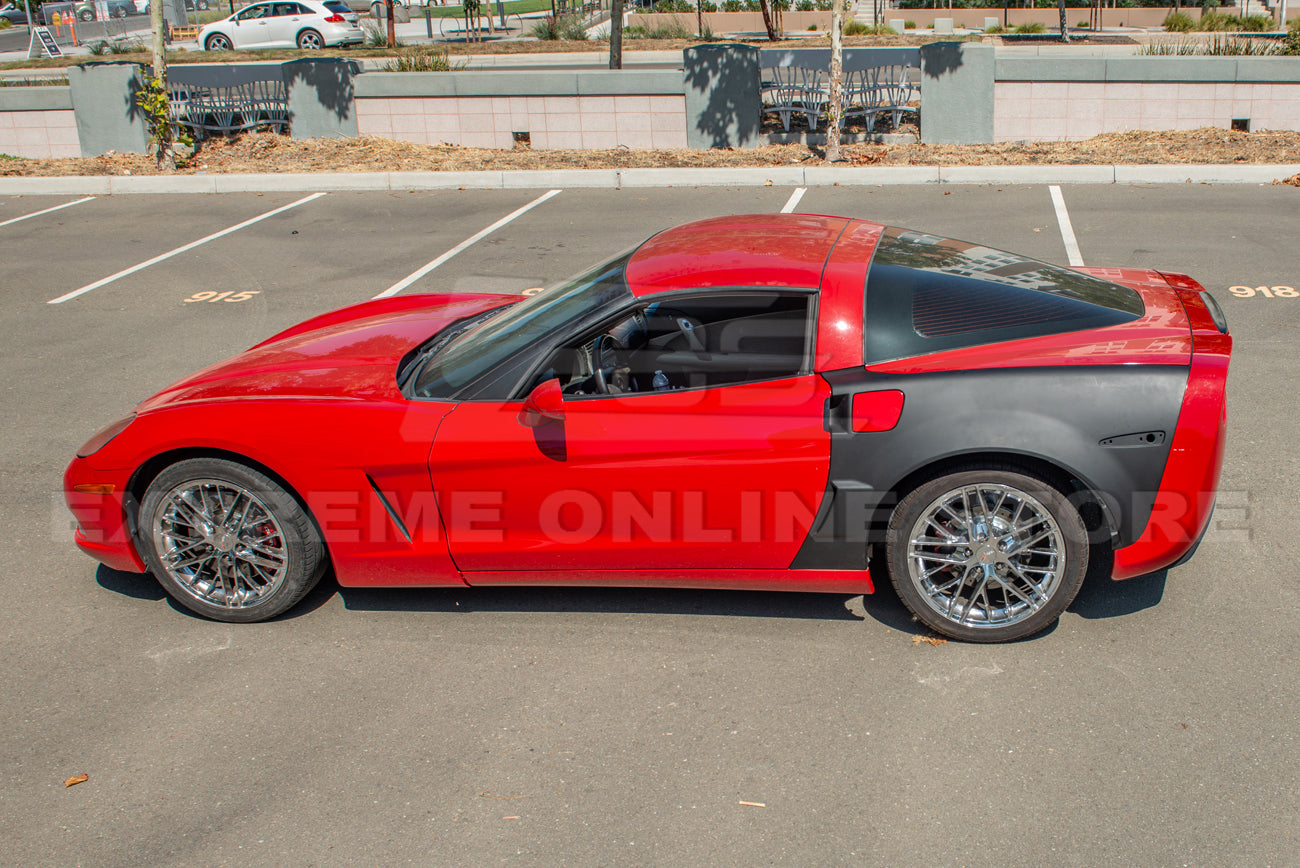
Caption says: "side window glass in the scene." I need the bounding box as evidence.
[237,3,268,18]
[539,292,813,397]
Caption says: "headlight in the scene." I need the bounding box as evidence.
[76,414,136,458]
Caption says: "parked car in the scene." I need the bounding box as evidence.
[64,214,1232,640]
[131,0,213,14]
[75,0,135,20]
[0,4,28,25]
[342,0,415,15]
[198,0,362,49]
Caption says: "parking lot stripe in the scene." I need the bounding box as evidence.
[46,192,328,305]
[781,188,807,213]
[373,189,564,300]
[0,196,95,229]
[1049,185,1085,267]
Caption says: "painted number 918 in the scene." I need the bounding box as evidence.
[184,291,261,303]
[1229,286,1298,298]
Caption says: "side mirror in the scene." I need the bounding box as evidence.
[517,379,565,428]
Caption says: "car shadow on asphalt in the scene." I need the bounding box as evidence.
[336,583,871,622]
[1068,543,1168,621]
[95,551,1169,631]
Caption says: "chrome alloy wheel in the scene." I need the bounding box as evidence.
[906,483,1065,631]
[151,479,288,609]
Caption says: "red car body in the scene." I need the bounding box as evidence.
[65,214,1230,637]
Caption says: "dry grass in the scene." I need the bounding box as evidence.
[5,128,1299,178]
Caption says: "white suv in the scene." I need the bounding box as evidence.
[198,0,364,50]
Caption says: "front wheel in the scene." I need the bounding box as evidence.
[139,458,327,623]
[296,28,323,49]
[886,468,1088,643]
[204,32,231,51]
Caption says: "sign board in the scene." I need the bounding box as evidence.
[28,26,63,59]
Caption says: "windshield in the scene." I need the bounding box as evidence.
[412,252,634,399]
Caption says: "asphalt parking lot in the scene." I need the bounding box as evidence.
[2,182,1297,865]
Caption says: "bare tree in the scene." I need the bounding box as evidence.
[610,0,624,68]
[825,0,844,162]
[1057,0,1070,42]
[758,0,778,40]
[385,0,397,47]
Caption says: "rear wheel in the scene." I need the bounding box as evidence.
[296,28,323,49]
[139,458,326,623]
[886,468,1087,643]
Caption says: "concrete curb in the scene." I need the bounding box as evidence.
[3,164,1299,194]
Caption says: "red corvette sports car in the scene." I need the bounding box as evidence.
[65,214,1231,641]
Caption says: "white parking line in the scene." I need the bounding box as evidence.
[373,189,564,300]
[0,196,96,229]
[47,192,328,305]
[781,188,807,213]
[1049,185,1084,267]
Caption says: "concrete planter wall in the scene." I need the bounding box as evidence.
[0,86,78,159]
[4,46,1300,157]
[628,11,834,32]
[993,56,1300,141]
[354,70,689,150]
[887,7,1221,29]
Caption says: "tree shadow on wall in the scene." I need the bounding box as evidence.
[283,57,359,126]
[683,45,760,150]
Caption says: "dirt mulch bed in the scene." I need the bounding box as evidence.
[3,128,1299,177]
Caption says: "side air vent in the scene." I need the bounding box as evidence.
[1100,431,1166,448]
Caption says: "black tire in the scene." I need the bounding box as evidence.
[138,457,327,623]
[296,27,323,49]
[204,33,231,50]
[111,6,126,17]
[886,467,1088,643]
[78,9,94,20]
[196,0,209,8]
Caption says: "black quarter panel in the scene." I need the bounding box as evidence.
[791,365,1188,570]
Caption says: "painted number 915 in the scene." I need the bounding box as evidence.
[1229,286,1298,298]
[184,291,261,303]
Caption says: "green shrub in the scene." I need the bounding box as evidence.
[807,23,817,30]
[1162,10,1194,31]
[700,0,717,10]
[382,46,463,71]
[844,21,896,34]
[904,18,915,28]
[1237,14,1272,32]
[1013,21,1045,33]
[1204,31,1281,53]
[1076,19,1089,28]
[721,0,742,10]
[627,16,693,38]
[984,23,1004,33]
[795,0,813,9]
[531,16,559,38]
[1138,39,1200,54]
[363,22,397,46]
[559,13,588,38]
[1197,9,1237,30]
[0,17,11,29]
[88,39,110,54]
[1283,25,1300,54]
